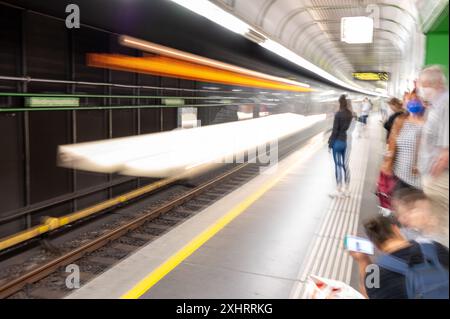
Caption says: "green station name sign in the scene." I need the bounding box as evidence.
[26,97,80,107]
[162,98,185,106]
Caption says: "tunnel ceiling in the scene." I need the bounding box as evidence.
[5,0,447,95]
[213,0,446,90]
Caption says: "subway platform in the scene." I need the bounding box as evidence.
[67,117,384,299]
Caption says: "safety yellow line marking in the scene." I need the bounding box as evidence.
[121,133,325,299]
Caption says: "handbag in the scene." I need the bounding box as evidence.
[376,171,398,209]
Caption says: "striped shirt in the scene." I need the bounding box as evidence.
[394,121,423,189]
[419,91,449,175]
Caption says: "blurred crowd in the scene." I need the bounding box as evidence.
[355,65,449,299]
[328,65,448,299]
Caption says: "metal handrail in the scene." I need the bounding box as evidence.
[0,75,269,95]
[0,103,262,112]
[0,92,254,100]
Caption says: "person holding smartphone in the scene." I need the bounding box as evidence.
[348,215,448,299]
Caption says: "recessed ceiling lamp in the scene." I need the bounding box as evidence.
[170,0,251,35]
[341,16,374,44]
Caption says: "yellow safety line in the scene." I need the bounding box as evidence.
[121,133,325,299]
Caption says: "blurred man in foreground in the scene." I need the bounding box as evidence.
[417,65,449,247]
[350,214,448,299]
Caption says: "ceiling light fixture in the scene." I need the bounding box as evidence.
[170,0,251,35]
[341,16,374,44]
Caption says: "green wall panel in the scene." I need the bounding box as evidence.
[425,32,449,79]
[425,6,448,79]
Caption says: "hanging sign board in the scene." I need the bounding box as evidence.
[352,72,389,81]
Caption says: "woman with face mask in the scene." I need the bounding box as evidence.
[381,91,425,191]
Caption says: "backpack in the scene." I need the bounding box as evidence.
[377,243,449,299]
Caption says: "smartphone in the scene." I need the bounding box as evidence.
[344,235,374,255]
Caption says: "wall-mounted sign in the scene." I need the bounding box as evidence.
[162,98,185,106]
[178,107,198,128]
[26,97,80,107]
[352,72,389,81]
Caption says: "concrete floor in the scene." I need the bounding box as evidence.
[67,117,384,299]
[143,118,384,299]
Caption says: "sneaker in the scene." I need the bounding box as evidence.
[329,188,343,198]
[341,185,351,197]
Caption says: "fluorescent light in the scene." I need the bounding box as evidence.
[341,17,374,44]
[120,35,310,90]
[168,0,386,97]
[259,39,386,97]
[170,0,251,35]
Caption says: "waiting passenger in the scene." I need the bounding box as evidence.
[417,65,449,247]
[381,95,425,191]
[349,215,449,299]
[360,97,372,125]
[383,97,404,143]
[328,95,353,198]
[379,100,389,123]
[391,188,438,242]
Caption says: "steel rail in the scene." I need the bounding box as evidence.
[0,163,248,298]
[0,177,179,252]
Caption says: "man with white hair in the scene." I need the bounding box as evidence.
[417,65,449,247]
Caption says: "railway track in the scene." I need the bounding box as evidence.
[0,120,330,299]
[0,163,260,298]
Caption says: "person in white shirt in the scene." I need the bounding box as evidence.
[360,97,372,124]
[356,97,372,138]
[417,65,449,247]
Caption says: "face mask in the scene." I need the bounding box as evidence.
[418,87,436,102]
[407,99,425,115]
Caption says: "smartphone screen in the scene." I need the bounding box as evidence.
[344,235,374,255]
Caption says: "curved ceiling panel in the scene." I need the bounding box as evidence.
[213,0,426,93]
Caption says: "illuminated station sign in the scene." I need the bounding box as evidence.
[352,72,389,81]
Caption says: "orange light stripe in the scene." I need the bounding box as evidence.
[119,35,311,89]
[87,54,313,93]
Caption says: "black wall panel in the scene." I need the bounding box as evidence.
[112,109,136,138]
[74,110,110,210]
[162,108,177,131]
[29,111,71,204]
[25,12,68,79]
[0,113,24,213]
[0,6,21,77]
[76,110,108,143]
[75,110,108,190]
[73,28,109,83]
[141,109,161,134]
